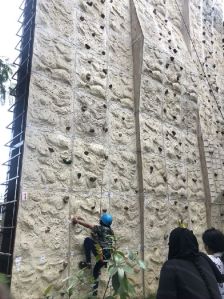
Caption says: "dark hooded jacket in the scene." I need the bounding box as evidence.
[157,228,222,299]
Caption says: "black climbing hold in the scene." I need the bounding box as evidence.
[182,178,186,182]
[85,44,90,49]
[165,63,169,69]
[168,31,171,35]
[174,93,176,97]
[109,84,112,89]
[89,177,97,182]
[170,56,174,61]
[63,158,72,165]
[100,25,104,30]
[203,32,205,35]
[135,190,138,193]
[165,19,168,23]
[122,117,125,121]
[101,13,105,18]
[172,131,176,136]
[216,86,219,92]
[153,8,157,14]
[104,155,108,160]
[82,105,87,112]
[185,206,188,210]
[119,133,122,137]
[66,126,71,131]
[174,201,177,205]
[103,104,107,108]
[63,196,69,204]
[180,66,183,70]
[124,206,129,211]
[163,176,167,182]
[87,1,93,6]
[77,173,82,179]
[173,49,177,53]
[101,0,105,3]
[103,127,108,132]
[102,51,106,55]
[211,40,214,44]
[89,128,95,133]
[80,16,85,21]
[168,39,171,43]
[88,60,92,64]
[176,155,181,159]
[214,173,218,177]
[165,89,169,95]
[163,108,167,113]
[177,74,181,81]
[202,40,206,43]
[114,178,118,183]
[45,227,50,233]
[156,208,159,212]
[84,151,89,155]
[179,142,182,146]
[86,73,91,81]
[173,115,177,120]
[150,166,154,174]
[102,208,107,213]
[158,147,162,152]
[192,178,197,183]
[103,69,107,74]
[92,32,96,37]
[213,64,216,68]
[48,147,54,153]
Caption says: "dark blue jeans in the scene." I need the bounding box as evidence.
[84,237,110,295]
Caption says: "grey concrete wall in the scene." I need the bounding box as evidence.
[10,0,224,298]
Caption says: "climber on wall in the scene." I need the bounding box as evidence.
[71,213,114,296]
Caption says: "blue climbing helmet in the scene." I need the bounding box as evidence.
[100,213,113,226]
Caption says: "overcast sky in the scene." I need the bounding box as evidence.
[0,1,21,195]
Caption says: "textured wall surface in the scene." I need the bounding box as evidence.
[11,0,224,298]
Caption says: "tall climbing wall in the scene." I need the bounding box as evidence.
[10,0,224,298]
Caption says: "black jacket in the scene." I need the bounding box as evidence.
[157,256,222,299]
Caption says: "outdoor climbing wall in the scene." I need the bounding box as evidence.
[10,0,224,298]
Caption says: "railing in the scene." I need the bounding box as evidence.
[0,0,36,281]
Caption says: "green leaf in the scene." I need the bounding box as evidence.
[43,285,53,296]
[108,266,118,277]
[112,272,120,293]
[118,268,124,281]
[123,265,134,274]
[138,260,146,269]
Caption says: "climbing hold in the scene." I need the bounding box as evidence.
[163,108,167,113]
[180,66,183,70]
[150,166,154,174]
[63,196,69,204]
[192,178,197,183]
[124,206,129,211]
[86,73,91,81]
[85,44,91,49]
[173,49,177,53]
[101,0,105,3]
[158,147,162,152]
[122,117,125,121]
[170,56,174,61]
[84,151,89,155]
[102,51,106,55]
[77,173,82,179]
[163,176,167,182]
[165,63,169,69]
[118,133,122,137]
[100,25,104,30]
[174,201,177,205]
[92,32,96,37]
[176,155,181,159]
[80,16,85,21]
[45,227,50,233]
[153,8,157,14]
[82,105,87,112]
[88,60,92,64]
[165,89,169,95]
[104,155,108,160]
[103,104,107,108]
[102,208,107,213]
[214,173,218,177]
[89,128,95,133]
[89,177,97,182]
[87,1,93,6]
[172,131,176,136]
[103,127,108,132]
[114,178,118,183]
[168,31,171,35]
[63,158,72,165]
[182,178,186,182]
[103,69,107,75]
[168,39,171,43]
[109,84,112,89]
[172,115,177,120]
[101,13,105,18]
[48,147,54,153]
[66,126,71,131]
[185,206,188,210]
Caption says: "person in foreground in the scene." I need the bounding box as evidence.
[203,228,224,299]
[156,227,222,299]
[71,213,114,296]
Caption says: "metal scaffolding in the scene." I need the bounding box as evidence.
[0,0,36,280]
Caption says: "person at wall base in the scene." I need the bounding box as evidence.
[203,228,224,299]
[71,213,114,297]
[157,227,222,299]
